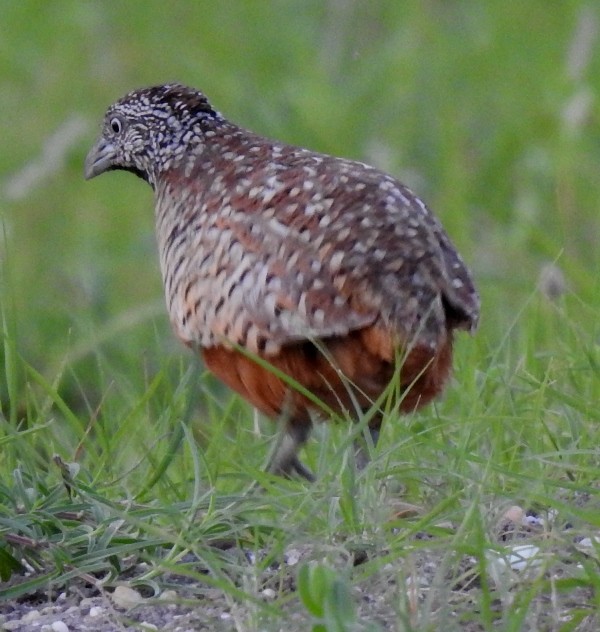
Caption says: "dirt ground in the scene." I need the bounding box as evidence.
[2,506,599,632]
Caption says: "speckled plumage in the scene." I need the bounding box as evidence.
[85,83,479,479]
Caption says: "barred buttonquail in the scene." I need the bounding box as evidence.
[85,83,479,480]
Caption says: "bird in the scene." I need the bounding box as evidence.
[85,83,479,481]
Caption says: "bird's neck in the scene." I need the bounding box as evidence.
[150,120,243,190]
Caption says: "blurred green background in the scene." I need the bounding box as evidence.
[1,0,599,423]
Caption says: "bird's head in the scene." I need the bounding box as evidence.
[84,83,221,187]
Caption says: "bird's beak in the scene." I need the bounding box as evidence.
[84,137,116,180]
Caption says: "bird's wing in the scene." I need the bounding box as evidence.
[190,210,378,355]
[166,157,478,356]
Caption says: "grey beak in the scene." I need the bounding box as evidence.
[84,138,116,180]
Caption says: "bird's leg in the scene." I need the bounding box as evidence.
[267,421,315,482]
[354,425,380,471]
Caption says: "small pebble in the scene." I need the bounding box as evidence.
[487,543,542,585]
[577,536,600,549]
[262,588,276,600]
[546,509,559,525]
[52,621,69,632]
[507,544,541,571]
[524,514,543,527]
[22,558,36,573]
[286,548,301,566]
[112,585,144,608]
[503,505,525,524]
[89,606,104,618]
[159,590,178,601]
[139,624,157,631]
[79,598,96,608]
[22,610,41,623]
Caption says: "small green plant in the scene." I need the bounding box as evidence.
[297,562,382,632]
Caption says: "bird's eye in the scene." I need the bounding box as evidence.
[110,117,122,134]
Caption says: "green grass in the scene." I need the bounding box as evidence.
[2,1,600,629]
